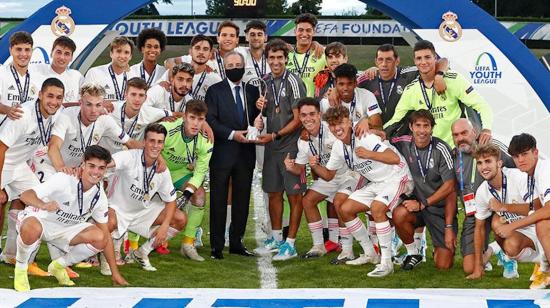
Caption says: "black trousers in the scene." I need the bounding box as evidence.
[209,158,254,252]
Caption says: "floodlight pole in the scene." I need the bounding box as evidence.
[494,0,497,17]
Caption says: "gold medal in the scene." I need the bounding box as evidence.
[187,163,194,171]
[143,193,150,202]
[275,106,280,113]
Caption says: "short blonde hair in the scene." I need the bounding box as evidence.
[79,83,106,99]
[473,144,501,161]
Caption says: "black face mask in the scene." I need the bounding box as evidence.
[226,67,245,82]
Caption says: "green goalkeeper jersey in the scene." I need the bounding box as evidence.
[384,70,493,147]
[161,119,213,189]
[287,48,326,97]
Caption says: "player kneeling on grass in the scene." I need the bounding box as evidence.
[283,98,359,261]
[466,143,541,284]
[14,145,128,292]
[312,105,413,277]
[106,123,187,272]
[160,100,212,262]
[391,110,458,271]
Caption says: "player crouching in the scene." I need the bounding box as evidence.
[106,124,187,272]
[468,143,542,288]
[14,145,128,291]
[313,105,414,277]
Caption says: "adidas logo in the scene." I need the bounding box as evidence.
[104,85,110,89]
[382,196,389,201]
[134,176,140,182]
[8,85,15,91]
[63,201,70,206]
[168,147,175,152]
[293,184,300,190]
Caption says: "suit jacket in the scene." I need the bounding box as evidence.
[206,78,260,169]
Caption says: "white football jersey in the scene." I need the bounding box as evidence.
[475,167,528,222]
[84,64,127,101]
[31,172,108,226]
[0,65,40,124]
[128,62,166,88]
[235,46,271,83]
[99,100,171,154]
[320,88,381,123]
[50,107,130,167]
[145,84,192,113]
[534,159,550,206]
[296,121,349,179]
[326,133,410,183]
[29,63,83,103]
[107,149,176,215]
[0,100,60,170]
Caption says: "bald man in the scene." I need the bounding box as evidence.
[450,119,518,277]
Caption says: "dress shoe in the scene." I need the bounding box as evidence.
[210,250,224,259]
[229,246,255,257]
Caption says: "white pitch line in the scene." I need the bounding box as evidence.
[252,171,278,289]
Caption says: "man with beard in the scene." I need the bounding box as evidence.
[451,118,518,278]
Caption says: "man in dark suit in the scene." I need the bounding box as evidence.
[206,51,262,259]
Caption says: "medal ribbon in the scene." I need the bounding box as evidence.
[77,180,101,216]
[78,114,96,153]
[35,101,52,146]
[10,65,30,104]
[140,62,156,88]
[191,71,207,99]
[343,130,355,170]
[108,65,127,100]
[141,151,157,199]
[292,47,311,78]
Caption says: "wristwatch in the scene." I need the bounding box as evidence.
[275,131,282,140]
[436,71,445,76]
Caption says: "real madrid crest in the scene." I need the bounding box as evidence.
[438,11,462,42]
[51,6,75,37]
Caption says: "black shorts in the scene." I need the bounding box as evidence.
[262,150,306,195]
[414,205,458,249]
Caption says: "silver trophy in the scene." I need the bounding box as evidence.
[244,77,268,141]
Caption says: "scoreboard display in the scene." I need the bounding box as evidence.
[225,0,266,18]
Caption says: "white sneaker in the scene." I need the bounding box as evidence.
[181,244,205,262]
[131,250,157,272]
[330,251,355,265]
[302,245,327,259]
[272,242,298,261]
[367,261,394,278]
[346,253,380,265]
[124,249,135,264]
[99,253,112,276]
